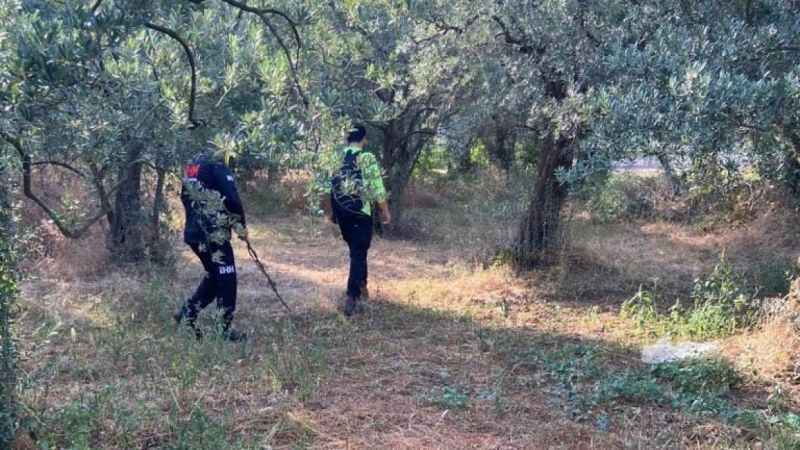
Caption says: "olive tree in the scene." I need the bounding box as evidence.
[299,0,482,222]
[0,0,306,262]
[581,1,800,198]
[440,0,799,267]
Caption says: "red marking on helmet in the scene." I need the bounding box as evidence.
[185,164,200,178]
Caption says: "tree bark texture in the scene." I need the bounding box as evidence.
[657,153,683,197]
[514,131,574,268]
[109,145,146,263]
[149,166,169,264]
[378,109,434,225]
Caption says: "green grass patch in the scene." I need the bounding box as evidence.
[422,386,471,410]
[621,254,761,339]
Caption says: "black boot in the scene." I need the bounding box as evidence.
[221,314,246,342]
[223,328,247,342]
[173,304,187,326]
[174,303,202,339]
[343,295,358,317]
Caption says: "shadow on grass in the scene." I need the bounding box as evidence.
[241,296,774,449]
[16,252,791,449]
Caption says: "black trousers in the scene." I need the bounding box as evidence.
[337,214,373,299]
[183,240,237,329]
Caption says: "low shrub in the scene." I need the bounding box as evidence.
[580,173,665,223]
[594,370,665,405]
[620,254,760,339]
[652,357,741,397]
[751,258,797,297]
[620,286,660,328]
[685,255,759,339]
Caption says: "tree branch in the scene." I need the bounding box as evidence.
[90,0,103,14]
[576,0,601,47]
[0,131,110,239]
[30,160,88,178]
[398,128,436,144]
[217,0,302,48]
[217,0,309,108]
[492,15,537,55]
[143,22,202,128]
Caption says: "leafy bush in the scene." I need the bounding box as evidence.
[594,357,740,418]
[580,173,663,223]
[684,157,769,222]
[620,286,660,328]
[751,258,797,297]
[595,370,666,404]
[685,255,759,338]
[590,356,799,447]
[620,255,759,339]
[652,357,741,397]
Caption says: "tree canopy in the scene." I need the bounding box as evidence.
[1,0,799,264]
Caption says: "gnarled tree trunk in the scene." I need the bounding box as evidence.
[514,131,574,268]
[148,166,169,264]
[109,144,146,263]
[378,110,435,227]
[480,121,516,173]
[657,153,683,198]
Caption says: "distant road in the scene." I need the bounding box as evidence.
[613,157,662,174]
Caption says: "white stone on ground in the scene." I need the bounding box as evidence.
[641,339,718,364]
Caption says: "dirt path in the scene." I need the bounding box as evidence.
[15,214,798,449]
[218,219,627,448]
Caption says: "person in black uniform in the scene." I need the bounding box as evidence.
[174,150,248,341]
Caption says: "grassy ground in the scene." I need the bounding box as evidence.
[12,189,800,449]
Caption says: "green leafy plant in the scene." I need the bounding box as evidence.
[652,357,741,398]
[595,370,666,405]
[685,254,759,338]
[752,259,797,297]
[620,255,760,339]
[580,174,662,223]
[426,386,470,410]
[621,286,661,328]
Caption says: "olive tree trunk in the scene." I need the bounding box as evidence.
[378,111,434,226]
[109,145,146,263]
[481,123,516,173]
[514,131,574,267]
[657,153,683,197]
[147,165,170,264]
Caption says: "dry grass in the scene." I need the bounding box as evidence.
[11,184,800,449]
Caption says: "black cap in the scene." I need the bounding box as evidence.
[347,124,367,144]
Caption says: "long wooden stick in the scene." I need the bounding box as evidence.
[244,238,292,314]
